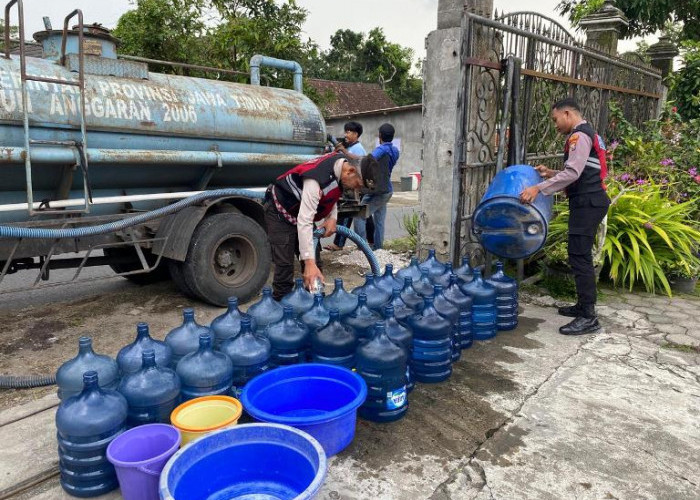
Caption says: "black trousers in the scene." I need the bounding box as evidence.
[264,202,321,300]
[567,192,610,309]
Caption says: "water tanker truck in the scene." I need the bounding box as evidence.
[0,3,329,305]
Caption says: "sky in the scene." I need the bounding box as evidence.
[19,0,648,61]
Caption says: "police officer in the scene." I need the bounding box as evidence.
[264,152,381,300]
[520,98,611,335]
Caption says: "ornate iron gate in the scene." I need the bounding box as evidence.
[450,11,663,266]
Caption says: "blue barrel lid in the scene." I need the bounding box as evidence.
[473,165,553,259]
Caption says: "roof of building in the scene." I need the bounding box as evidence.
[9,42,43,58]
[306,78,397,117]
[325,103,423,120]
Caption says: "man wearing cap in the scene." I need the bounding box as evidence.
[264,152,381,299]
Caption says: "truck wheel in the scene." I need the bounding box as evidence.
[181,213,271,306]
[168,259,197,298]
[105,247,171,285]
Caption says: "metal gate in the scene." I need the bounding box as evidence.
[450,11,663,266]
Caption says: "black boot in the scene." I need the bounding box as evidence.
[557,303,582,317]
[559,316,601,335]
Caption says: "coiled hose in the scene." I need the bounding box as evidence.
[0,189,379,389]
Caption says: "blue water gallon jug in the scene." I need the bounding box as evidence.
[117,322,173,375]
[301,293,331,332]
[420,249,447,278]
[432,285,461,362]
[412,267,436,297]
[165,308,211,366]
[396,256,422,282]
[472,164,553,259]
[220,317,271,396]
[265,305,310,366]
[385,287,414,325]
[443,274,474,315]
[399,276,424,310]
[344,293,381,342]
[210,297,257,348]
[176,334,234,401]
[117,349,180,427]
[382,304,415,393]
[486,261,519,331]
[458,312,474,350]
[375,264,404,294]
[454,255,474,284]
[351,273,390,311]
[407,296,453,383]
[311,309,358,369]
[430,262,453,287]
[356,323,409,422]
[324,278,358,317]
[56,371,127,497]
[248,286,284,330]
[56,336,119,400]
[281,278,315,317]
[460,269,497,340]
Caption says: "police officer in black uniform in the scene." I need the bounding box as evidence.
[520,98,611,335]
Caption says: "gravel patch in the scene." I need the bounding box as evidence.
[333,248,410,272]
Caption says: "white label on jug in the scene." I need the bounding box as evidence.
[387,387,407,410]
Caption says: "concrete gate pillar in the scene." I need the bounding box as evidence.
[646,35,679,79]
[579,0,628,54]
[420,0,494,259]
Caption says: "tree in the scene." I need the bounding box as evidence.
[669,41,700,120]
[557,0,700,41]
[0,18,18,53]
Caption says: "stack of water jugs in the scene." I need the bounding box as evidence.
[53,250,518,496]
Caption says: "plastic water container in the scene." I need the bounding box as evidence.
[407,296,453,383]
[117,350,181,427]
[220,317,271,397]
[472,164,553,259]
[412,267,436,297]
[311,309,358,369]
[281,278,315,317]
[56,336,119,400]
[396,256,422,282]
[432,285,461,362]
[385,287,415,325]
[351,273,390,311]
[248,286,284,330]
[265,305,310,367]
[430,262,453,287]
[420,249,447,278]
[375,264,404,294]
[486,261,519,331]
[241,364,367,456]
[177,334,234,401]
[399,276,424,310]
[159,423,327,500]
[381,305,414,393]
[210,297,256,349]
[454,255,474,284]
[356,323,408,422]
[56,371,127,497]
[170,395,243,446]
[165,308,211,366]
[324,278,358,317]
[344,293,381,342]
[458,312,474,350]
[461,269,497,340]
[443,274,473,315]
[117,323,173,375]
[301,293,331,332]
[107,424,180,500]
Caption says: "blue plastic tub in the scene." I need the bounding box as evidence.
[241,364,367,457]
[159,423,327,500]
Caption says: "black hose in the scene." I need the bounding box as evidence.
[0,374,56,389]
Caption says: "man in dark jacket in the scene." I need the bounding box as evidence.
[520,98,611,335]
[264,152,381,299]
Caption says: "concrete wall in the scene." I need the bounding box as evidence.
[325,106,423,184]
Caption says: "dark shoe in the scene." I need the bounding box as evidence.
[559,316,601,335]
[558,303,582,317]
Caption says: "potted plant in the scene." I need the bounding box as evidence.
[663,259,699,294]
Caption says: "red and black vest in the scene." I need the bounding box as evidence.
[272,152,343,223]
[564,122,608,197]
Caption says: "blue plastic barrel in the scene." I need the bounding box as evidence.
[472,164,553,259]
[241,364,367,456]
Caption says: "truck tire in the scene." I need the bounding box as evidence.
[168,259,197,298]
[181,213,271,306]
[105,247,171,285]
